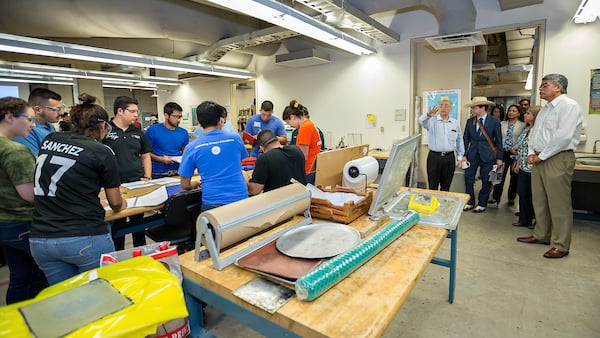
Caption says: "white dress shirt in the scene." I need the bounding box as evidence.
[527,94,583,160]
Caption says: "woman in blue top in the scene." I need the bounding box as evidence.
[512,105,541,228]
[179,101,248,212]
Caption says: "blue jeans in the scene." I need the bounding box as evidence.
[0,221,47,304]
[29,234,115,286]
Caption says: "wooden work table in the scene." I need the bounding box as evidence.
[103,176,200,222]
[180,188,468,338]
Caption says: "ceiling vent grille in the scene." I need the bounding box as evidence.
[275,49,330,68]
[425,31,486,50]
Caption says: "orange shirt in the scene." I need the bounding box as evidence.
[296,119,322,173]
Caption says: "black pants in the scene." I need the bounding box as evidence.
[491,150,518,202]
[517,170,534,225]
[426,151,456,191]
[111,214,147,250]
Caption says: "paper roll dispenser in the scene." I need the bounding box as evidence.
[195,183,313,270]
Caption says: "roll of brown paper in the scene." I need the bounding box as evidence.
[201,183,311,250]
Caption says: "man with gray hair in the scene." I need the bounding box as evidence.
[517,73,583,259]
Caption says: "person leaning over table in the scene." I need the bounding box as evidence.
[146,102,189,177]
[512,105,541,229]
[246,129,307,195]
[462,96,503,213]
[13,88,63,156]
[103,95,151,250]
[179,101,248,212]
[0,97,47,304]
[517,73,583,259]
[418,96,465,191]
[29,93,126,286]
[244,100,287,158]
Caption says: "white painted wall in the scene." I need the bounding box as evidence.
[154,0,599,152]
[246,0,600,152]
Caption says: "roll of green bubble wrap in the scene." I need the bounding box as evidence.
[295,210,420,301]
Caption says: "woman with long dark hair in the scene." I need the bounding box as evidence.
[29,93,126,285]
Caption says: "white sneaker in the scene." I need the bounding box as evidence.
[473,206,486,213]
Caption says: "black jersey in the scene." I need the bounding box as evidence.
[31,132,121,238]
[103,121,152,183]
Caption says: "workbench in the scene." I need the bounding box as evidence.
[180,188,468,337]
[103,177,200,237]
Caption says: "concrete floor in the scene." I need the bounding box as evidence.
[202,199,600,338]
[2,197,599,337]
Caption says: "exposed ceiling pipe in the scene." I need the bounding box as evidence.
[347,0,476,35]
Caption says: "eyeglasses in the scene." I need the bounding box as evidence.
[170,114,183,119]
[125,108,139,114]
[539,83,554,88]
[97,118,112,133]
[13,114,35,122]
[44,105,64,113]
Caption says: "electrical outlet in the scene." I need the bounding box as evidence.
[380,126,384,132]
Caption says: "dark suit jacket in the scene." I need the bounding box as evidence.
[463,114,503,163]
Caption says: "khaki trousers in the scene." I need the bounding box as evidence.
[531,151,575,252]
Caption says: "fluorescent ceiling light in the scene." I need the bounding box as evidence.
[0,77,74,86]
[0,61,182,86]
[573,0,600,23]
[205,0,376,55]
[102,83,157,91]
[0,33,255,79]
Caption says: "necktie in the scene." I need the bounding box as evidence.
[478,118,483,136]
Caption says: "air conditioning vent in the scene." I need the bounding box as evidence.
[425,31,486,50]
[275,49,330,68]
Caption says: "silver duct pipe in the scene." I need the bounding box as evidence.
[347,0,477,35]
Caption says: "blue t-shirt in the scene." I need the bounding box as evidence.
[244,114,286,157]
[193,121,236,139]
[146,123,189,174]
[13,120,56,156]
[179,130,248,205]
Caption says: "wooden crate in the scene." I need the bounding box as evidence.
[310,186,373,224]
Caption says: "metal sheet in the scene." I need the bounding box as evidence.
[276,223,361,259]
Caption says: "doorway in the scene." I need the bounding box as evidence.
[471,21,545,107]
[229,80,256,133]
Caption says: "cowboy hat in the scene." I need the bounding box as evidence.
[464,96,495,108]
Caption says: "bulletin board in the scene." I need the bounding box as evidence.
[421,89,461,145]
[422,89,461,120]
[590,69,600,115]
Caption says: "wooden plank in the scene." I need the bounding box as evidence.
[315,144,370,188]
[180,217,448,338]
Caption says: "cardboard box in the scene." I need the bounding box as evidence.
[310,186,373,224]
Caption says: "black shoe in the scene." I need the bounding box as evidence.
[515,211,520,216]
[463,204,475,212]
[508,200,515,206]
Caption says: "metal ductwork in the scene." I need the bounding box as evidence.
[348,0,477,35]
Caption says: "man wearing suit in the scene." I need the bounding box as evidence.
[462,97,504,213]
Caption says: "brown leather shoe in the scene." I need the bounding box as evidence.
[516,235,549,245]
[544,247,569,258]
[512,222,530,227]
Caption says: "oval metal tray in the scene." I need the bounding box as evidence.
[276,223,361,259]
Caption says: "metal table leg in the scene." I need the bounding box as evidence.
[430,227,457,303]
